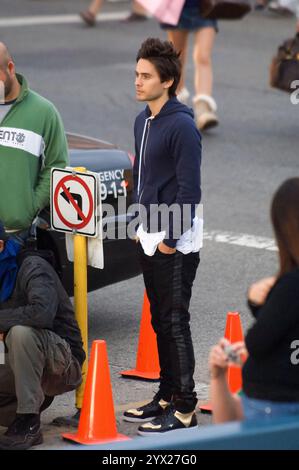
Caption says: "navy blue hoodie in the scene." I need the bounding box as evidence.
[133,97,202,248]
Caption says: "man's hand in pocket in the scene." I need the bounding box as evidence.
[158,242,176,255]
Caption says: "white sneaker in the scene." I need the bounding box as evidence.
[193,94,219,131]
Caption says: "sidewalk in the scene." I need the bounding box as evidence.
[0,383,211,450]
[37,393,212,450]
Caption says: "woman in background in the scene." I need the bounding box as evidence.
[209,178,299,423]
[160,0,219,131]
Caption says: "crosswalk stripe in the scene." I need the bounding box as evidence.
[204,230,277,251]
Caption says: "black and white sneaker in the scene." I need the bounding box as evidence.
[123,397,170,423]
[138,406,198,436]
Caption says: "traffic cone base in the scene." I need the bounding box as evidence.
[120,369,160,381]
[198,403,212,413]
[120,292,160,381]
[63,340,130,445]
[62,432,129,445]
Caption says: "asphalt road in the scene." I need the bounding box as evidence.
[1,0,298,449]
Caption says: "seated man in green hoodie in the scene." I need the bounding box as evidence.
[0,42,68,234]
[0,222,85,450]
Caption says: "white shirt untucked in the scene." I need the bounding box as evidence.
[137,216,203,256]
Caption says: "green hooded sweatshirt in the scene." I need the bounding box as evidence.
[0,73,69,230]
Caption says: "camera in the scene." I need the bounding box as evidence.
[223,344,242,365]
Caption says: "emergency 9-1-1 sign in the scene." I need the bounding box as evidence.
[51,168,98,237]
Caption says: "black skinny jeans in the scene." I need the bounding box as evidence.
[138,244,200,413]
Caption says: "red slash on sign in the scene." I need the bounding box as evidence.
[61,184,84,221]
[54,175,93,230]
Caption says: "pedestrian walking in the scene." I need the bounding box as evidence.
[160,0,219,130]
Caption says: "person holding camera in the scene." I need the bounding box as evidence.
[209,178,299,423]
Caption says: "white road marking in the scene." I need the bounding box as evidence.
[0,11,130,28]
[203,230,277,251]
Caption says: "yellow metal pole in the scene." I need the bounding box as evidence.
[73,167,88,410]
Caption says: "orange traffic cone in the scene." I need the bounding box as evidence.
[199,311,244,413]
[120,291,160,380]
[63,340,129,445]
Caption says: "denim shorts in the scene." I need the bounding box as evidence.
[160,6,218,32]
[241,394,299,421]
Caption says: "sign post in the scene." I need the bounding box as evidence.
[72,167,88,411]
[51,166,98,417]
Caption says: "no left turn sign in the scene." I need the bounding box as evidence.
[51,168,98,237]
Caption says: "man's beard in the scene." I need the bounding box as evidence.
[4,74,13,99]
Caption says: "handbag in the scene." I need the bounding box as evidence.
[270,34,299,93]
[200,0,251,19]
[136,0,185,25]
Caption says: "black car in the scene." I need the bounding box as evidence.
[38,132,140,295]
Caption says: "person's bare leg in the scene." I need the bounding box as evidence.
[122,1,148,22]
[132,0,147,16]
[80,0,103,25]
[193,27,218,130]
[167,30,189,95]
[193,27,215,96]
[88,0,104,16]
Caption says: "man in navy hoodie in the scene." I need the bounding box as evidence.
[123,38,202,435]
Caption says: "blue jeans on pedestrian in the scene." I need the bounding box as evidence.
[241,394,299,420]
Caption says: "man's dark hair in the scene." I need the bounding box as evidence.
[136,37,181,97]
